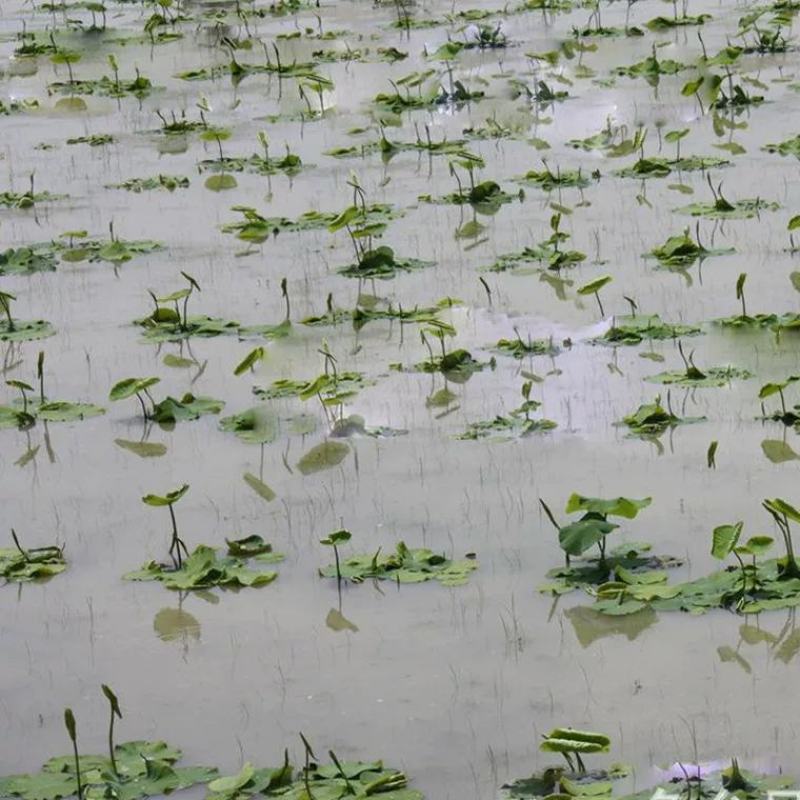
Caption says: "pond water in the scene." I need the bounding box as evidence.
[3,0,800,797]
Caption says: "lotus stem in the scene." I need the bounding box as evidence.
[11,529,29,562]
[64,710,82,800]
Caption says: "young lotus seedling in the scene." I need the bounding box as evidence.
[0,290,15,333]
[2,352,105,425]
[320,529,352,583]
[319,540,477,586]
[711,522,778,606]
[665,128,689,162]
[735,272,747,319]
[732,536,773,593]
[678,178,777,220]
[619,393,704,438]
[142,484,190,569]
[240,278,292,339]
[540,493,652,568]
[577,275,612,317]
[50,47,81,86]
[710,521,747,604]
[146,272,201,332]
[0,291,55,342]
[64,709,82,800]
[646,224,732,268]
[109,377,160,419]
[101,685,122,775]
[201,127,231,163]
[7,379,34,417]
[762,498,800,579]
[646,341,752,388]
[234,346,265,376]
[539,728,610,774]
[759,377,800,425]
[789,216,800,253]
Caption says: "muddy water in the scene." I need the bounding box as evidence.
[3,0,800,796]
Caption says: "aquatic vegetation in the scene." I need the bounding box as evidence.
[420,156,521,212]
[457,412,556,441]
[0,178,62,209]
[458,380,556,440]
[326,177,434,278]
[206,746,421,800]
[540,492,653,569]
[0,698,217,800]
[539,537,683,604]
[493,331,557,358]
[764,134,800,158]
[253,371,372,405]
[320,529,351,583]
[619,395,705,437]
[646,12,711,30]
[124,543,282,590]
[372,71,484,114]
[516,163,594,191]
[66,134,115,147]
[646,343,752,387]
[135,273,242,342]
[503,741,795,800]
[0,291,56,342]
[0,98,39,115]
[616,154,730,178]
[713,78,765,109]
[646,227,733,267]
[148,393,224,424]
[302,294,445,331]
[339,246,434,279]
[593,314,701,346]
[0,529,66,582]
[676,178,779,219]
[109,377,161,420]
[577,276,611,317]
[110,376,222,424]
[567,119,621,152]
[327,127,474,161]
[714,273,800,328]
[199,133,303,177]
[547,498,800,615]
[222,203,401,243]
[220,407,320,444]
[411,342,487,381]
[141,484,190,569]
[107,175,190,192]
[0,353,103,426]
[539,728,610,773]
[48,65,157,98]
[759,376,800,426]
[614,46,688,85]
[49,229,163,264]
[319,539,477,586]
[488,213,586,272]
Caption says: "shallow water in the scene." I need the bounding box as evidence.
[3,0,800,797]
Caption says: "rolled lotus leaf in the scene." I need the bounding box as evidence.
[540,729,611,754]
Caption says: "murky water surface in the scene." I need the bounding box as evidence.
[3,0,800,796]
